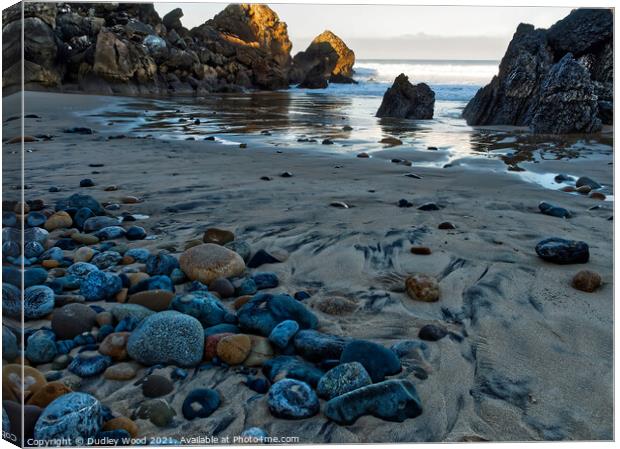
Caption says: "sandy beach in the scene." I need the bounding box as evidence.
[2,90,613,442]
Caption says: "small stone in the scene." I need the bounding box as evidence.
[126,226,147,240]
[575,176,601,189]
[330,201,350,209]
[103,363,137,380]
[238,293,318,336]
[357,152,369,158]
[80,179,95,187]
[317,362,372,399]
[418,202,441,211]
[247,249,283,268]
[142,374,174,398]
[134,399,176,427]
[405,274,440,302]
[179,244,245,284]
[262,355,323,387]
[576,185,592,194]
[24,286,55,319]
[535,238,589,264]
[128,289,175,312]
[410,246,432,255]
[244,335,275,366]
[380,137,402,146]
[280,171,293,177]
[293,330,351,362]
[340,340,401,382]
[121,196,142,204]
[590,192,606,200]
[561,186,576,192]
[203,228,235,245]
[418,324,448,341]
[216,334,252,365]
[80,270,123,301]
[72,233,99,246]
[41,259,59,269]
[104,185,118,192]
[209,278,235,298]
[68,354,112,377]
[3,364,47,400]
[268,320,299,349]
[99,332,131,361]
[252,272,279,290]
[398,199,413,208]
[321,139,333,145]
[26,330,58,364]
[538,202,571,218]
[313,296,358,315]
[44,211,73,231]
[52,303,97,340]
[571,270,602,292]
[33,392,103,441]
[102,417,138,438]
[267,379,319,419]
[27,381,72,408]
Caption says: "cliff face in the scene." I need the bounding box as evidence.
[462,8,613,133]
[2,2,296,95]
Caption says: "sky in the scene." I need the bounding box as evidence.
[153,2,574,60]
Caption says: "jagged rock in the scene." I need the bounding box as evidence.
[463,8,612,132]
[376,74,434,119]
[530,53,601,134]
[292,30,355,85]
[162,8,184,32]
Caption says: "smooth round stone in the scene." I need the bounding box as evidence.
[95,226,126,241]
[52,303,97,340]
[538,202,571,218]
[224,240,251,262]
[26,330,58,365]
[126,226,147,240]
[44,211,73,231]
[535,238,590,264]
[3,240,20,258]
[204,333,234,360]
[134,399,176,427]
[340,340,402,383]
[145,252,179,276]
[590,191,606,200]
[110,304,154,323]
[170,292,235,328]
[25,267,50,287]
[66,262,99,280]
[2,283,21,318]
[125,248,150,263]
[3,364,47,400]
[209,278,235,298]
[237,293,318,336]
[27,381,72,408]
[120,196,142,204]
[56,193,104,215]
[80,270,122,301]
[324,379,422,425]
[80,178,95,187]
[317,362,372,399]
[3,212,17,227]
[244,335,275,367]
[83,216,119,233]
[204,323,240,337]
[247,249,283,268]
[245,377,270,394]
[74,207,95,230]
[267,379,319,419]
[99,332,131,361]
[74,246,96,262]
[34,392,103,441]
[216,334,251,365]
[3,326,18,361]
[40,247,64,262]
[576,185,591,194]
[102,417,138,438]
[128,275,173,295]
[314,296,358,315]
[24,227,50,245]
[128,289,175,312]
[51,354,73,370]
[293,330,351,362]
[68,354,112,377]
[127,311,204,367]
[179,243,245,285]
[418,324,448,341]
[268,320,300,349]
[235,278,257,296]
[26,212,47,228]
[169,268,186,284]
[142,374,174,398]
[103,363,137,381]
[181,389,221,420]
[405,274,440,302]
[24,286,55,319]
[576,176,601,189]
[252,272,279,290]
[24,241,45,259]
[262,355,324,387]
[572,270,602,292]
[203,228,235,245]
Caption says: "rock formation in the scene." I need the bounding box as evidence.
[2,2,295,95]
[376,74,435,119]
[463,8,612,133]
[291,30,356,88]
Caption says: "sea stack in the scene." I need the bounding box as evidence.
[376,74,435,119]
[462,8,612,133]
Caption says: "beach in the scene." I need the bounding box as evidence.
[2,89,613,442]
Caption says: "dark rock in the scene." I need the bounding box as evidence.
[294,330,351,362]
[182,389,220,420]
[91,250,122,269]
[317,361,372,399]
[267,379,319,419]
[142,375,174,398]
[571,270,602,292]
[238,293,318,336]
[209,278,235,298]
[252,272,279,290]
[24,286,55,319]
[268,320,299,349]
[291,30,355,85]
[145,252,179,276]
[398,199,413,208]
[376,74,434,119]
[80,178,95,187]
[247,249,282,268]
[576,176,602,189]
[128,275,173,295]
[56,193,104,215]
[262,356,324,387]
[83,216,119,233]
[26,330,58,364]
[539,202,571,218]
[204,323,240,337]
[535,237,589,264]
[2,326,18,361]
[340,340,401,382]
[170,292,235,327]
[68,354,112,377]
[324,379,422,425]
[418,202,441,211]
[33,392,102,441]
[418,324,448,341]
[80,270,122,301]
[52,303,97,340]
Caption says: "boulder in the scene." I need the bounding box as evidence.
[292,30,355,84]
[376,74,435,119]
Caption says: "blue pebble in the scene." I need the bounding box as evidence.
[115,316,140,333]
[68,354,112,377]
[2,283,21,318]
[97,324,115,341]
[171,368,189,380]
[66,262,99,280]
[245,377,270,394]
[56,339,77,354]
[73,333,96,346]
[169,268,186,285]
[252,272,279,290]
[26,330,58,364]
[237,293,318,336]
[80,270,122,301]
[26,212,47,228]
[39,247,64,262]
[170,292,237,327]
[46,371,64,382]
[182,389,220,420]
[24,241,45,259]
[126,226,147,240]
[204,323,240,337]
[25,267,49,287]
[54,238,78,250]
[294,291,311,300]
[2,240,20,259]
[3,212,17,227]
[128,275,173,295]
[95,226,127,241]
[2,326,18,361]
[186,281,209,292]
[91,251,122,269]
[33,392,103,441]
[236,278,257,296]
[268,320,300,349]
[267,379,319,419]
[145,252,179,276]
[74,207,95,230]
[24,285,55,320]
[124,248,150,263]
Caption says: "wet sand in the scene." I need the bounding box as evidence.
[2,91,614,442]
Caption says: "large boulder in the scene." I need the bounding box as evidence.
[376,74,435,119]
[463,8,613,132]
[292,30,355,85]
[530,53,601,134]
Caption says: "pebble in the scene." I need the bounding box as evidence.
[80,179,95,187]
[102,417,138,438]
[268,320,300,349]
[539,202,571,218]
[44,211,73,231]
[439,221,455,230]
[571,270,602,292]
[357,152,369,158]
[66,261,99,280]
[405,274,440,302]
[317,361,372,399]
[142,374,174,398]
[127,311,204,367]
[27,381,72,408]
[128,275,173,294]
[252,272,279,290]
[330,201,350,209]
[380,137,402,146]
[80,270,123,301]
[33,392,103,441]
[576,176,601,189]
[244,335,275,366]
[576,185,592,194]
[181,389,220,420]
[74,207,95,230]
[204,333,234,360]
[418,202,441,211]
[267,379,319,419]
[83,216,119,233]
[262,355,324,387]
[110,303,154,323]
[126,226,147,240]
[411,246,432,255]
[99,332,130,361]
[68,354,112,377]
[314,296,358,315]
[95,226,126,241]
[128,289,175,311]
[340,340,401,382]
[321,139,333,145]
[24,285,55,319]
[398,199,413,208]
[2,326,18,361]
[209,278,235,298]
[203,228,235,245]
[237,293,318,336]
[590,192,606,200]
[535,237,589,264]
[216,334,251,365]
[103,363,137,380]
[325,379,422,425]
[293,330,351,362]
[247,248,283,268]
[121,196,142,204]
[418,324,448,341]
[3,364,47,399]
[179,243,245,284]
[74,246,96,263]
[134,399,176,427]
[26,330,58,365]
[72,233,99,246]
[224,240,251,262]
[52,303,97,340]
[281,171,294,177]
[204,323,240,337]
[170,292,235,327]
